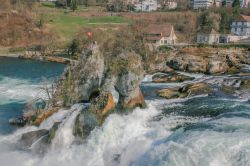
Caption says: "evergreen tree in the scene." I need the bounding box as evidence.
[232,0,240,7]
[71,0,78,11]
[232,0,241,17]
[220,9,230,33]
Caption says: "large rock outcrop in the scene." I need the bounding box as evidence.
[56,43,105,106]
[56,44,145,110]
[53,44,146,138]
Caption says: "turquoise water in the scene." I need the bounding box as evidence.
[0,57,65,134]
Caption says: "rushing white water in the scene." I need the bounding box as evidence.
[0,96,238,166]
[51,104,84,149]
[0,95,249,166]
[0,77,46,105]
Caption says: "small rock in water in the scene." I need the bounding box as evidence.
[9,116,27,126]
[157,82,213,99]
[152,73,194,83]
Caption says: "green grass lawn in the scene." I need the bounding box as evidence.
[42,10,129,41]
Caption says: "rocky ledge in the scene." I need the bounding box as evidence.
[165,48,250,74]
[157,82,213,99]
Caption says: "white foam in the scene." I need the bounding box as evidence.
[51,104,83,149]
[0,99,206,166]
[0,77,48,104]
[133,130,250,166]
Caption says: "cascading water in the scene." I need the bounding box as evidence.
[51,104,85,149]
[1,94,249,166]
[1,57,250,166]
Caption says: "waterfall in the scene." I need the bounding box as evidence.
[50,104,85,149]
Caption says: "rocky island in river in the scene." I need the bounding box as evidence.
[1,0,250,165]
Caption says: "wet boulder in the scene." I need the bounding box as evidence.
[118,87,146,109]
[240,79,250,90]
[73,92,115,139]
[184,82,213,96]
[157,82,213,99]
[157,87,182,99]
[208,60,229,74]
[20,129,49,148]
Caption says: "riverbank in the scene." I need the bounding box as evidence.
[0,52,72,64]
[0,53,21,58]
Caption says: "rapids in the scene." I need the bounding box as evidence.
[0,57,250,166]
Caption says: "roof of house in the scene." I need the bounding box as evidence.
[145,24,174,37]
[145,36,162,41]
[234,15,250,22]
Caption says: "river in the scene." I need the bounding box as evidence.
[0,57,65,134]
[0,57,249,166]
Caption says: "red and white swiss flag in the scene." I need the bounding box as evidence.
[87,32,93,38]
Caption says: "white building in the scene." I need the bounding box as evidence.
[135,0,159,12]
[197,29,220,44]
[192,0,214,9]
[231,15,250,36]
[163,0,178,9]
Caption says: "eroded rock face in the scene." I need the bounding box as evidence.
[114,52,146,109]
[56,43,105,106]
